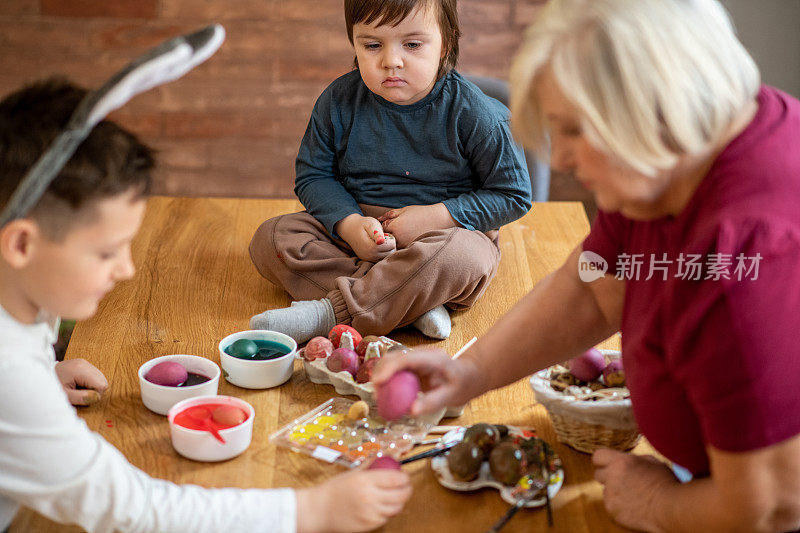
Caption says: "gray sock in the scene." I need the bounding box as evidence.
[412,304,451,339]
[250,298,336,344]
[291,300,451,340]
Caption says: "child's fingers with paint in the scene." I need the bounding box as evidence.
[362,217,395,251]
[366,223,385,245]
[55,358,109,406]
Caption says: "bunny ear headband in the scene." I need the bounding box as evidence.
[0,23,225,228]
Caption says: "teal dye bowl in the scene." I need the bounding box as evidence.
[218,330,297,389]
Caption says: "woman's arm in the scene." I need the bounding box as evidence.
[375,245,624,410]
[460,245,623,395]
[595,435,800,533]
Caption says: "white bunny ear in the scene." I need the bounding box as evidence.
[0,24,226,228]
[84,24,226,128]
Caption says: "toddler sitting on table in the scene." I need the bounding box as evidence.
[0,79,409,533]
[248,0,532,344]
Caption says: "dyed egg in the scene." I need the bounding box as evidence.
[489,442,528,486]
[463,423,501,455]
[602,360,626,387]
[447,441,484,481]
[355,357,379,384]
[376,370,420,421]
[367,455,400,470]
[228,339,259,358]
[145,361,188,387]
[305,336,334,361]
[326,348,359,376]
[211,405,247,427]
[328,324,362,349]
[568,348,606,381]
[356,335,381,358]
[346,400,370,420]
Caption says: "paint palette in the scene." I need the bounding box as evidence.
[269,397,438,468]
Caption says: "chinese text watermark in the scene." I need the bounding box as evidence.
[578,252,762,282]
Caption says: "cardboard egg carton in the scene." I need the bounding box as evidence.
[299,336,464,418]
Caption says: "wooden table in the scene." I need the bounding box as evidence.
[12,197,644,533]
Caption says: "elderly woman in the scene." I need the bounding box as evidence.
[374,0,800,531]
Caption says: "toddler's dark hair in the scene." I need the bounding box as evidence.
[344,0,460,79]
[0,78,154,236]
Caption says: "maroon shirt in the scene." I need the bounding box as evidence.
[583,86,800,474]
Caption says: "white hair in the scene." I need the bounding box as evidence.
[510,0,760,176]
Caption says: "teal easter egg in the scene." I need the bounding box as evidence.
[229,338,259,359]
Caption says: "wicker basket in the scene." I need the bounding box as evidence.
[529,350,641,453]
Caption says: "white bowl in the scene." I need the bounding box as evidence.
[218,330,297,389]
[167,395,254,462]
[138,355,220,415]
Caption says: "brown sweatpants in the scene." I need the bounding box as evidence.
[248,205,501,336]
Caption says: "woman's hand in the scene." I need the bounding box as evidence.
[372,349,484,416]
[592,449,678,532]
[55,358,109,406]
[335,213,396,262]
[378,203,457,249]
[594,436,800,532]
[296,468,411,533]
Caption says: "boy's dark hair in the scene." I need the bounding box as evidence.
[0,78,154,237]
[344,0,460,79]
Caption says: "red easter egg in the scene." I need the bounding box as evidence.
[328,324,362,349]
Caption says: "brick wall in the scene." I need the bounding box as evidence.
[0,0,589,209]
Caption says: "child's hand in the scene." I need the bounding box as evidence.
[379,204,457,248]
[335,214,397,262]
[296,468,411,533]
[55,359,109,406]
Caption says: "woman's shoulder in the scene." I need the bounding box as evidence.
[684,86,800,252]
[713,85,800,179]
[685,207,800,266]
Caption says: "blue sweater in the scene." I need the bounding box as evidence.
[295,70,532,237]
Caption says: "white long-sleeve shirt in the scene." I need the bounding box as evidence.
[0,306,296,532]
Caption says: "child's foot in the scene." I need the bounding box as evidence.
[412,305,451,339]
[250,298,336,344]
